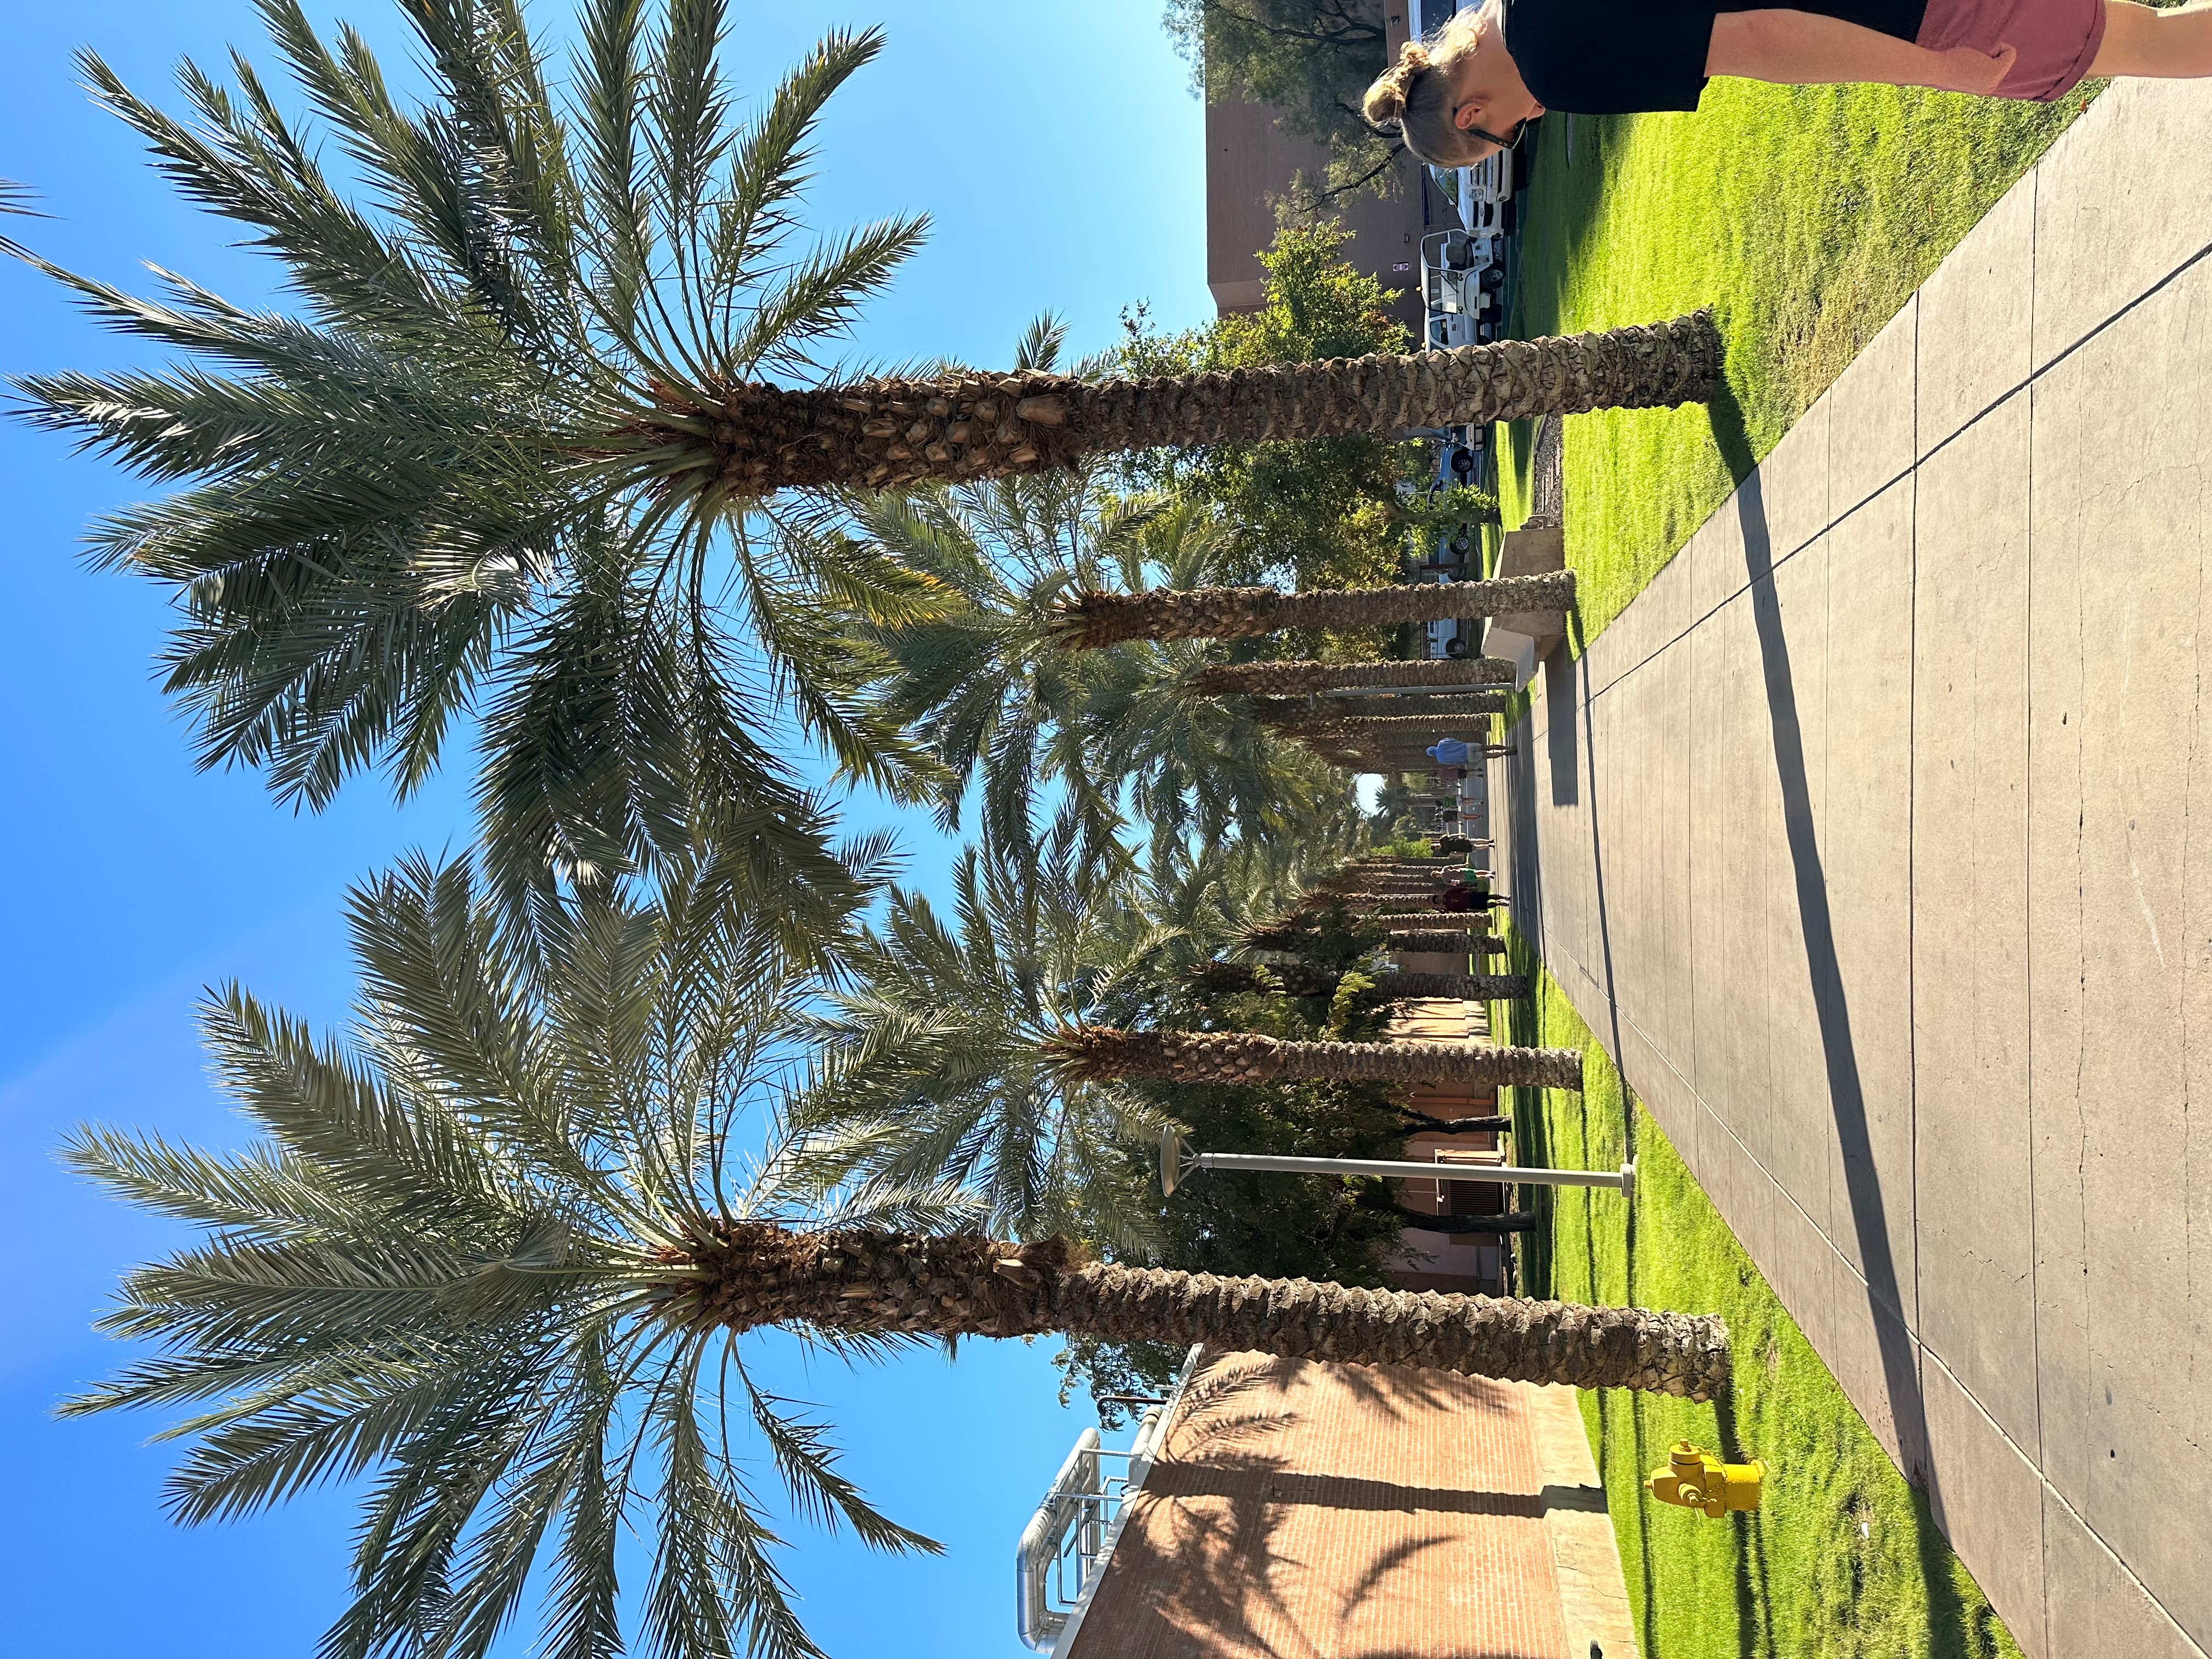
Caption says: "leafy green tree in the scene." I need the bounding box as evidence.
[1164,0,1402,204]
[1116,219,1421,597]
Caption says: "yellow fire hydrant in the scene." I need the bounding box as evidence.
[1647,1441,1766,1517]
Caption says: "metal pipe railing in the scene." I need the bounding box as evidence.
[1160,1130,1632,1203]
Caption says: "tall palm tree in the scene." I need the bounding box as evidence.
[1046,1027,1579,1090]
[12,0,1715,878]
[1051,569,1577,650]
[795,844,1182,1240]
[13,5,948,922]
[1193,655,1515,696]
[1245,920,1508,956]
[1188,962,1528,1001]
[850,432,1362,862]
[1269,709,1510,742]
[617,310,1723,497]
[1253,692,1514,723]
[62,856,1726,1659]
[1386,929,1510,956]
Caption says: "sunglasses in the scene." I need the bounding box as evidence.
[1467,116,1531,152]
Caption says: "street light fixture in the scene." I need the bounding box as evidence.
[1159,1128,1633,1204]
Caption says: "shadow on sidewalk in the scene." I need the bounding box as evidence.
[1714,390,1933,1490]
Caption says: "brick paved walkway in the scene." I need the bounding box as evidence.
[1065,1355,1606,1659]
[1495,78,2212,1659]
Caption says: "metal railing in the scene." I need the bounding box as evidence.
[1014,1413,1160,1652]
[1015,1346,1204,1654]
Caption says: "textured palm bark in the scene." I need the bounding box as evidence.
[1189,962,1530,1001]
[1314,868,1445,891]
[1383,929,1511,956]
[1053,572,1575,650]
[1270,710,1513,742]
[1045,1026,1580,1089]
[1295,894,1499,918]
[1059,1262,1729,1397]
[661,313,1719,498]
[1192,657,1516,696]
[672,1223,1729,1397]
[1238,920,1506,955]
[1258,695,1513,730]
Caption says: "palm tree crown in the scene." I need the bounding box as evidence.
[13,2,943,916]
[62,856,961,1659]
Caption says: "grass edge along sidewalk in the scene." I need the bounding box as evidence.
[1494,80,2087,648]
[1493,943,2024,1659]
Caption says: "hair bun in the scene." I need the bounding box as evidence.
[1363,40,1429,126]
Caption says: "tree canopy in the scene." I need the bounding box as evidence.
[1118,219,1426,601]
[1163,0,1403,204]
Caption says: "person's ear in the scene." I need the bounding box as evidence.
[1453,101,1483,131]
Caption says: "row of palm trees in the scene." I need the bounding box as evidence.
[13,4,1727,1656]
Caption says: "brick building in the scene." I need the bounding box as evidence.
[1203,2,1456,328]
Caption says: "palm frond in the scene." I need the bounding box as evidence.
[62,855,938,1659]
[10,3,936,918]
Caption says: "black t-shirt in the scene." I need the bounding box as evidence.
[1499,0,1931,114]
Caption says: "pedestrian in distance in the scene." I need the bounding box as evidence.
[1363,0,2212,153]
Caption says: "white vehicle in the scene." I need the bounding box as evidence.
[1463,149,1516,238]
[1421,573,1474,660]
[1420,229,1506,347]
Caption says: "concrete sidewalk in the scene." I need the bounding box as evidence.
[1497,78,2212,1659]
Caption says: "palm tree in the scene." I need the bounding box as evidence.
[12,0,1715,875]
[1256,692,1514,723]
[795,844,1182,1238]
[1046,1026,1579,1090]
[1051,569,1577,650]
[1385,929,1511,956]
[1314,870,1448,893]
[62,856,1726,1659]
[1269,709,1511,743]
[1193,654,1515,697]
[851,444,1364,861]
[1188,962,1528,1001]
[1244,920,1508,956]
[616,309,1724,497]
[14,7,948,922]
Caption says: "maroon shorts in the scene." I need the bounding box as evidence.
[1916,0,2108,100]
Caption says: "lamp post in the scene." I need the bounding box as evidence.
[1159,1129,1633,1203]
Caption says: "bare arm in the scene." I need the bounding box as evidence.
[1707,8,2017,92]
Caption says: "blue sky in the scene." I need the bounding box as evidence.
[0,3,1210,1652]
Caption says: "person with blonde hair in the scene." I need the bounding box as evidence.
[1364,0,2212,156]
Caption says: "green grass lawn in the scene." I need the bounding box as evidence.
[1491,949,2022,1659]
[1498,81,2086,640]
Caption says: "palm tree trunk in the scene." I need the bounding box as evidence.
[1193,657,1515,696]
[1276,710,1512,742]
[1316,870,1445,891]
[680,312,1720,496]
[679,1223,1728,1397]
[1393,1108,1515,1133]
[1261,696,1513,731]
[1190,963,1530,1001]
[1051,572,1575,651]
[1045,1026,1579,1090]
[1384,929,1510,956]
